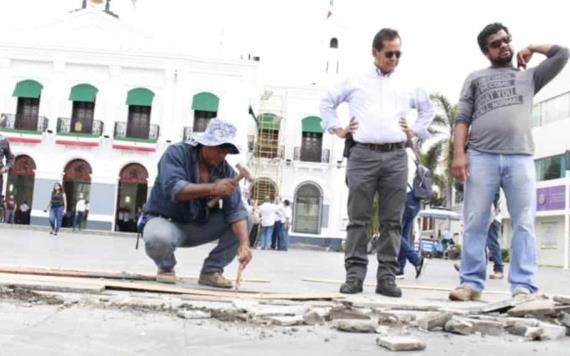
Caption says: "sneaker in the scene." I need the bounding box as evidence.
[339,279,363,294]
[156,270,177,284]
[375,277,402,298]
[449,286,481,301]
[395,272,405,280]
[198,272,233,289]
[489,271,504,280]
[415,256,425,279]
[512,288,530,298]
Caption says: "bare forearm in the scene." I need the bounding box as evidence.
[231,219,249,247]
[175,183,214,201]
[453,123,468,157]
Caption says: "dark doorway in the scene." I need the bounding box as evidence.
[62,159,92,228]
[116,163,148,232]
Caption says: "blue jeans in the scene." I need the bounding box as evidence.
[398,192,421,271]
[460,150,537,293]
[49,206,65,233]
[73,211,86,231]
[279,226,289,251]
[486,220,504,273]
[259,226,274,250]
[143,211,251,274]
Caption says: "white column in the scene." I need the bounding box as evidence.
[564,168,570,270]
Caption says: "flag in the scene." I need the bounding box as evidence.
[326,0,334,19]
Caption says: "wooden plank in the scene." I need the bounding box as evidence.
[0,266,269,284]
[301,278,510,295]
[0,273,341,301]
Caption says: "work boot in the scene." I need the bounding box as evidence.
[489,271,504,279]
[415,256,425,279]
[375,277,402,298]
[449,286,481,301]
[512,288,531,299]
[156,269,176,284]
[198,272,233,289]
[339,279,363,294]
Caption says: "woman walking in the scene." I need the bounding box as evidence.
[45,183,67,236]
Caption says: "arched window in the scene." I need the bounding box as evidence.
[293,183,322,234]
[250,177,278,204]
[116,163,149,232]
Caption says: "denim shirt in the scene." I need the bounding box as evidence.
[144,143,248,225]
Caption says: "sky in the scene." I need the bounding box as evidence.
[0,0,568,103]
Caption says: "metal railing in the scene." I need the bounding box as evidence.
[183,126,193,141]
[0,113,48,132]
[293,146,330,163]
[114,122,160,141]
[56,117,104,136]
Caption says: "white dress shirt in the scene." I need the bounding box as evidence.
[320,66,434,144]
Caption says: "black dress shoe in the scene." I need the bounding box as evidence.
[415,256,425,279]
[375,277,402,297]
[339,280,363,294]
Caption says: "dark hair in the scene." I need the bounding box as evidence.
[283,199,290,206]
[52,182,62,194]
[372,28,400,51]
[477,22,509,52]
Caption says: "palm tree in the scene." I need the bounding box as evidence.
[419,93,458,208]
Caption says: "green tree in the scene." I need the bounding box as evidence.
[420,93,458,208]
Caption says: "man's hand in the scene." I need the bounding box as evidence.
[334,117,358,138]
[451,152,469,182]
[237,243,252,268]
[517,47,533,69]
[0,167,7,174]
[210,178,238,197]
[399,118,415,141]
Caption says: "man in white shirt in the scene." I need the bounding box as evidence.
[258,196,278,250]
[271,196,286,250]
[320,28,434,297]
[279,199,293,251]
[73,195,87,231]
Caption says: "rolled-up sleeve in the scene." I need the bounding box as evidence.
[320,78,352,134]
[157,145,190,203]
[411,87,434,140]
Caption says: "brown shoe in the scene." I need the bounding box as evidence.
[198,272,233,289]
[512,288,530,298]
[156,270,177,284]
[449,286,481,301]
[489,271,504,280]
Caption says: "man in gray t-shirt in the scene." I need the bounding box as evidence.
[449,23,569,302]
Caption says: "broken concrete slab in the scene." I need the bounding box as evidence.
[553,295,570,305]
[466,294,537,314]
[559,312,570,328]
[444,317,474,335]
[417,312,452,331]
[333,319,377,333]
[376,336,426,351]
[328,306,371,321]
[507,299,557,318]
[176,310,212,320]
[538,323,567,340]
[262,315,306,327]
[469,319,504,336]
[302,311,324,325]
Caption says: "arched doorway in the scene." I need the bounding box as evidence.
[250,177,278,204]
[116,163,148,232]
[6,155,36,224]
[63,159,92,227]
[293,182,323,234]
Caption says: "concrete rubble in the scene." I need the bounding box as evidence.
[1,284,570,349]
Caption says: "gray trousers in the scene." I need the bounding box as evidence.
[143,211,250,274]
[345,145,408,282]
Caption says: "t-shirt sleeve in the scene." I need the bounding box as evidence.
[456,74,475,127]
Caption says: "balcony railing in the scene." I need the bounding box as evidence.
[56,117,104,136]
[114,121,160,142]
[293,146,330,163]
[0,113,48,133]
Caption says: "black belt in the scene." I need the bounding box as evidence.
[356,142,405,152]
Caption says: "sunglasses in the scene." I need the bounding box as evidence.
[384,50,402,59]
[488,35,512,49]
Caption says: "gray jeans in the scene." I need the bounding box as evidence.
[345,144,408,282]
[143,211,250,274]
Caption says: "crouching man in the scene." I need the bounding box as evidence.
[142,118,252,288]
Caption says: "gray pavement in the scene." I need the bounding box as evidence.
[1,225,570,355]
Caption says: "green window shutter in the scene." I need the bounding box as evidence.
[69,84,98,102]
[126,88,154,106]
[12,80,43,98]
[259,113,280,130]
[302,116,323,133]
[192,92,219,113]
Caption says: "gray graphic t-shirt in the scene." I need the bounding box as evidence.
[456,45,569,155]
